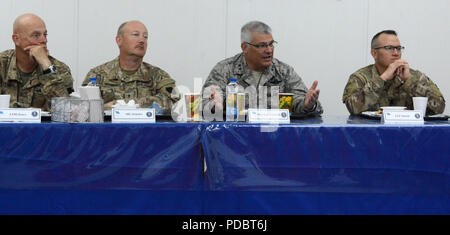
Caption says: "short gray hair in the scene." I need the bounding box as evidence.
[241,21,272,43]
[117,21,129,36]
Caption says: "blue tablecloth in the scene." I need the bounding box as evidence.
[0,116,448,214]
[201,116,450,214]
[0,122,205,214]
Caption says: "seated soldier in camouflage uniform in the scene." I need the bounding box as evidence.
[202,21,323,117]
[343,30,445,115]
[83,21,179,114]
[0,13,74,111]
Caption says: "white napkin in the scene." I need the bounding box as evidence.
[113,100,139,109]
[69,92,81,98]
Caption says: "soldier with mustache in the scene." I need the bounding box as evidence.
[202,21,323,118]
[83,21,179,114]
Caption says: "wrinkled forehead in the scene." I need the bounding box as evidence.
[123,21,148,34]
[15,16,46,34]
[250,32,273,43]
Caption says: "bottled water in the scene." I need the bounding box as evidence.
[226,78,238,121]
[87,77,97,86]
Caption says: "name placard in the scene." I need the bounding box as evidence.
[0,108,41,123]
[248,109,290,124]
[112,108,156,123]
[382,110,424,125]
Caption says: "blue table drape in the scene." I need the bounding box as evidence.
[201,117,449,214]
[0,122,205,214]
[0,116,448,214]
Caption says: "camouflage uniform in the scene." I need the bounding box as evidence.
[202,53,323,116]
[83,57,179,114]
[342,64,445,115]
[0,49,73,111]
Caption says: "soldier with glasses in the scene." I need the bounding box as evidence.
[343,30,445,115]
[202,21,323,118]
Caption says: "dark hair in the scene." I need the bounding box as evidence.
[371,30,397,49]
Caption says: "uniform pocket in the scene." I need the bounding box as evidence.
[32,92,46,108]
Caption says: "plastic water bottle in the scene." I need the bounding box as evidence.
[87,77,97,86]
[226,78,238,121]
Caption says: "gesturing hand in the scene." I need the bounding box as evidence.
[209,85,223,110]
[304,80,320,110]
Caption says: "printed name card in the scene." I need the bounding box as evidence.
[112,108,156,123]
[248,109,290,124]
[382,110,424,125]
[0,108,41,123]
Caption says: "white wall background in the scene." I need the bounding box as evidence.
[1,0,448,115]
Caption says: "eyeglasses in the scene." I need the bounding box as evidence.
[246,40,277,50]
[373,45,405,52]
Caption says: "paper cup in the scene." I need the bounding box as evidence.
[0,95,11,108]
[185,93,201,121]
[413,97,428,116]
[279,93,294,112]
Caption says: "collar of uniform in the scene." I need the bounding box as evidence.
[371,64,380,78]
[6,51,20,83]
[6,50,44,87]
[371,63,403,87]
[113,56,149,82]
[232,53,247,76]
[234,53,280,86]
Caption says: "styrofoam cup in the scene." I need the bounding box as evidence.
[0,95,11,108]
[413,97,428,116]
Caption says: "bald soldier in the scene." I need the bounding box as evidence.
[343,30,445,115]
[83,21,179,113]
[0,13,74,111]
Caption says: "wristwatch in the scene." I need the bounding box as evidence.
[43,65,57,75]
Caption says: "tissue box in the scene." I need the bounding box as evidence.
[51,97,104,123]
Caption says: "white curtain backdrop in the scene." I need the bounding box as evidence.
[1,0,448,115]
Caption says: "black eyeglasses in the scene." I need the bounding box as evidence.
[246,40,277,50]
[373,45,405,52]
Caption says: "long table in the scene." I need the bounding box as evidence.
[0,116,448,214]
[0,122,205,214]
[202,116,449,214]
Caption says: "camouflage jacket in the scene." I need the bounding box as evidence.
[342,64,445,115]
[83,57,179,114]
[0,49,73,111]
[202,53,323,116]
